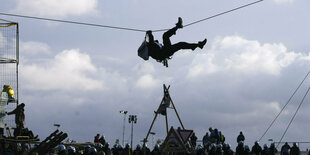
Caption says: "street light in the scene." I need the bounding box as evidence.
[120,110,128,146]
[128,115,137,149]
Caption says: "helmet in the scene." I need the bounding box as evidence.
[113,143,118,148]
[89,147,97,153]
[155,144,159,149]
[125,143,130,149]
[218,144,222,148]
[245,145,249,150]
[196,144,203,150]
[136,144,141,149]
[95,143,104,149]
[264,144,268,148]
[56,144,66,151]
[67,146,76,153]
[226,143,231,149]
[117,144,122,149]
[84,145,91,152]
[293,142,298,147]
[210,143,216,149]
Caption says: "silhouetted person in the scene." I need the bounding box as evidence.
[244,145,251,155]
[236,141,245,155]
[145,17,207,63]
[191,132,198,148]
[123,144,132,155]
[151,144,161,155]
[290,143,300,155]
[203,132,211,149]
[262,144,269,155]
[94,134,100,143]
[281,142,290,155]
[224,144,234,155]
[103,143,111,155]
[216,144,224,155]
[99,135,106,145]
[209,143,217,155]
[269,143,278,155]
[237,132,245,144]
[133,144,143,155]
[220,131,225,144]
[7,103,25,128]
[252,141,262,155]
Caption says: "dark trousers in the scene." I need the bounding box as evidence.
[162,27,199,57]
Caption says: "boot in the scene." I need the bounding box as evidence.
[198,39,207,49]
[175,17,183,29]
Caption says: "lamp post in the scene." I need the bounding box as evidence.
[128,115,137,149]
[120,110,128,147]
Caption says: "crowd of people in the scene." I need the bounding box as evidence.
[50,130,308,155]
[1,129,309,155]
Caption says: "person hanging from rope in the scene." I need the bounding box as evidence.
[139,17,207,67]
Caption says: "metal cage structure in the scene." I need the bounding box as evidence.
[0,19,19,128]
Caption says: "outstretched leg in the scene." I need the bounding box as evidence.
[162,17,183,46]
[165,39,207,57]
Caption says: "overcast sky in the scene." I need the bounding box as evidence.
[1,0,310,150]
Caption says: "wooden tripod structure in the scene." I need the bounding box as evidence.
[143,84,185,145]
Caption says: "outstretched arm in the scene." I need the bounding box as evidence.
[146,30,154,43]
[7,109,17,115]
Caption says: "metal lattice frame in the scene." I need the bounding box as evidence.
[0,19,19,128]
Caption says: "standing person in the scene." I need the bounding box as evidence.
[203,132,211,150]
[0,90,8,137]
[7,103,25,128]
[151,144,161,155]
[214,129,220,144]
[94,134,100,143]
[133,144,143,155]
[237,132,245,144]
[7,103,25,137]
[202,132,211,149]
[209,143,217,155]
[123,143,132,155]
[99,134,106,145]
[244,145,251,155]
[236,141,245,155]
[290,143,300,155]
[261,144,269,155]
[143,17,207,63]
[224,144,234,155]
[269,143,278,155]
[219,131,225,144]
[216,144,224,155]
[252,141,262,155]
[103,143,111,155]
[191,132,198,149]
[281,142,290,155]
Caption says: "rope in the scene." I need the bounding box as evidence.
[258,70,310,142]
[152,0,264,32]
[0,12,146,32]
[0,0,264,33]
[276,87,310,148]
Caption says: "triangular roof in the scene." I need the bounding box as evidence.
[177,128,193,143]
[161,127,186,152]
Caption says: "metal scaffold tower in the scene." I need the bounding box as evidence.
[0,19,19,128]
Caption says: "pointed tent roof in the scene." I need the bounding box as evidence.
[161,127,188,152]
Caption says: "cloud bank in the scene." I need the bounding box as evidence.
[13,0,98,18]
[187,35,301,78]
[20,48,103,91]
